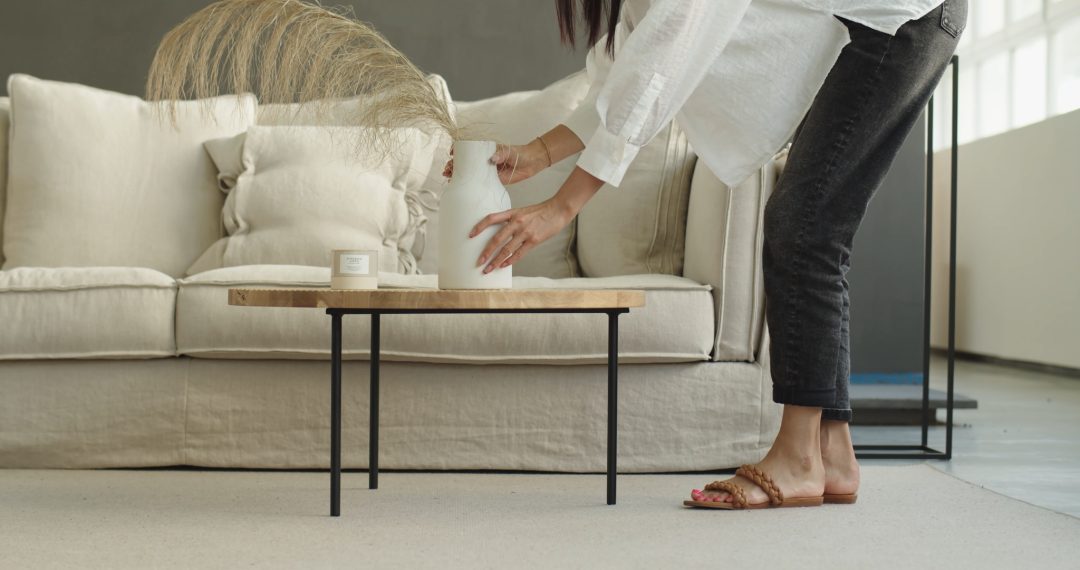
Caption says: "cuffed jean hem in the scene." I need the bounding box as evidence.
[772,385,838,409]
[822,407,853,423]
[772,387,854,423]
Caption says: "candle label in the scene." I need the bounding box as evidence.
[339,253,370,275]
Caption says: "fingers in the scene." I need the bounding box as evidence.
[495,239,534,270]
[483,232,526,273]
[469,209,514,239]
[442,144,456,179]
[490,144,512,166]
[476,220,518,268]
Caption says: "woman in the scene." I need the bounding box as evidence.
[450,0,965,509]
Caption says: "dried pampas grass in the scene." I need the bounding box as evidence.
[146,0,458,156]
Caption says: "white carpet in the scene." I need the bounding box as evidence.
[2,464,1077,569]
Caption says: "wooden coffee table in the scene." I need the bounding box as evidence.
[229,287,646,516]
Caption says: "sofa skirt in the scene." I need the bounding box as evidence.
[0,357,780,471]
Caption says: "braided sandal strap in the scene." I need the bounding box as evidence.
[735,464,784,505]
[702,480,748,509]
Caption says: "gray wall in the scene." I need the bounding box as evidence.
[0,0,925,375]
[0,0,585,100]
[848,119,927,375]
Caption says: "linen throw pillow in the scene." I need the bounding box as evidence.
[576,121,697,277]
[0,97,9,266]
[453,71,592,278]
[188,126,441,275]
[256,74,453,273]
[2,74,257,277]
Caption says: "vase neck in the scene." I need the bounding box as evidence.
[452,140,500,186]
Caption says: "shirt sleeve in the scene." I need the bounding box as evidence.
[574,0,753,187]
[562,64,603,146]
[562,22,625,144]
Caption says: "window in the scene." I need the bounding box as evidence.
[932,0,1080,149]
[1012,37,1048,126]
[1052,16,1080,113]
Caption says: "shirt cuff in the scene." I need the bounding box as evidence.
[576,126,641,188]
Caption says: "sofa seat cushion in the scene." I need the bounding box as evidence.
[0,267,177,359]
[176,265,714,364]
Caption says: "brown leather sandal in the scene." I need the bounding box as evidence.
[823,493,858,504]
[682,464,825,510]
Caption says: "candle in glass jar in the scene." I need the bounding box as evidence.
[331,249,378,290]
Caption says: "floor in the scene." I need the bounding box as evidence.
[3,465,1078,569]
[854,355,1080,518]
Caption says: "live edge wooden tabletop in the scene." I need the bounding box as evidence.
[228,287,646,310]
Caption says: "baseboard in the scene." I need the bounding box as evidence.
[933,348,1080,379]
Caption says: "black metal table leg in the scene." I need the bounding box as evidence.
[329,310,343,517]
[607,311,619,505]
[370,313,380,490]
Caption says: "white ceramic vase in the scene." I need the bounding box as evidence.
[437,140,513,289]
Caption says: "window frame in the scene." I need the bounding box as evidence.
[933,0,1080,149]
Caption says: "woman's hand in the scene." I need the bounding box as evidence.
[470,198,573,273]
[471,166,607,273]
[442,139,550,185]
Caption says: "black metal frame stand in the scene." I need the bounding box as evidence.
[854,55,959,460]
[326,307,627,517]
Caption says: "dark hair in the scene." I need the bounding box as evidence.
[556,0,623,57]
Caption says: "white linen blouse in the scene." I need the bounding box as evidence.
[562,0,945,187]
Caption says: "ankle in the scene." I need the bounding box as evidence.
[820,420,852,453]
[766,439,823,473]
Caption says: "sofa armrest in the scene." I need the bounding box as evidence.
[0,97,10,267]
[683,148,788,362]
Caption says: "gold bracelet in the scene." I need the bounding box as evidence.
[535,135,553,167]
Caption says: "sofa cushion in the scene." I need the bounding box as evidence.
[176,265,714,363]
[576,122,696,278]
[453,71,591,279]
[0,97,9,267]
[0,267,177,359]
[255,74,454,273]
[1,74,256,277]
[683,152,781,362]
[187,126,440,275]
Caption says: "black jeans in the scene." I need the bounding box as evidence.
[763,0,967,422]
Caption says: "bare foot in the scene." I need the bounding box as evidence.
[820,419,860,497]
[690,405,826,506]
[692,445,826,505]
[689,418,861,505]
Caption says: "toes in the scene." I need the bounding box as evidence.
[691,486,741,504]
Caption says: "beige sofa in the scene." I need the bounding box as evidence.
[0,74,782,472]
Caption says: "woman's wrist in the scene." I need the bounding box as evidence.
[535,135,554,167]
[523,138,551,172]
[551,166,605,221]
[534,125,586,166]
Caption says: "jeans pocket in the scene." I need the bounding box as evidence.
[940,0,968,38]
